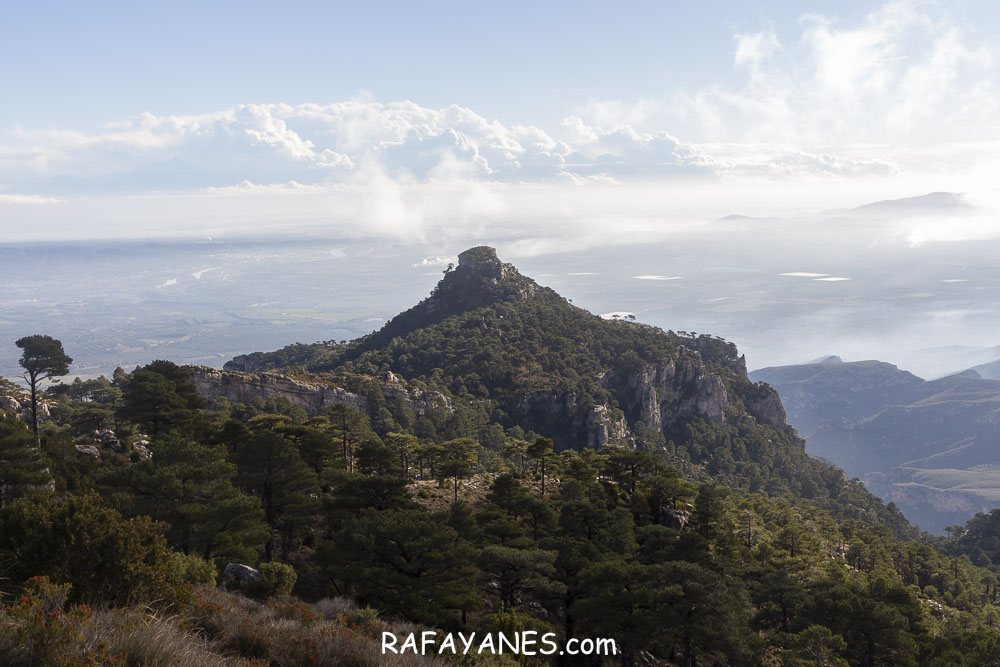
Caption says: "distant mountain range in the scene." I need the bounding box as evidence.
[717,191,975,225]
[844,191,974,216]
[751,357,1000,533]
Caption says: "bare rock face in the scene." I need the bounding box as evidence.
[457,246,505,277]
[628,357,729,431]
[660,508,690,531]
[741,390,788,428]
[586,404,629,448]
[131,441,153,461]
[222,563,262,589]
[515,392,629,449]
[75,444,101,457]
[185,366,450,418]
[0,395,22,413]
[1,394,52,427]
[89,429,122,452]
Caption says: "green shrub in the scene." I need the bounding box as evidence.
[0,492,181,606]
[342,606,379,631]
[249,562,297,599]
[172,552,217,586]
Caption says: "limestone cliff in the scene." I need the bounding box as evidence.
[626,357,729,431]
[186,366,450,417]
[513,391,629,449]
[621,348,795,435]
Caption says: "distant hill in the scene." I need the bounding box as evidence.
[849,191,973,216]
[971,358,1000,381]
[752,359,1000,532]
[750,359,924,439]
[718,192,974,227]
[225,246,912,533]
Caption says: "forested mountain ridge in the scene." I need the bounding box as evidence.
[10,248,1000,664]
[220,246,912,534]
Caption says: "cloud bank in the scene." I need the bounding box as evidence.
[0,1,996,244]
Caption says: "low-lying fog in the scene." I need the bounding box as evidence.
[3,189,999,382]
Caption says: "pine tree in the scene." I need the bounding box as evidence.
[0,413,50,506]
[16,335,72,436]
[232,431,320,561]
[100,436,268,563]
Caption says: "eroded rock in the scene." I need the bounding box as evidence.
[75,444,101,457]
[186,366,450,418]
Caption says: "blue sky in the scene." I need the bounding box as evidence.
[0,1,847,127]
[5,1,994,130]
[1,0,998,241]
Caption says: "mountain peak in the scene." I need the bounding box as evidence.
[458,245,500,269]
[339,247,545,356]
[436,246,537,306]
[455,246,521,283]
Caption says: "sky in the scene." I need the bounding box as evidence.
[1,0,998,245]
[2,1,1000,375]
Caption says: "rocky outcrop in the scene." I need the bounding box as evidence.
[88,429,122,452]
[741,390,788,428]
[627,357,729,431]
[132,441,153,461]
[586,404,629,448]
[222,563,262,589]
[75,444,101,457]
[514,392,629,449]
[660,508,690,531]
[0,395,22,413]
[1,394,52,426]
[185,366,450,418]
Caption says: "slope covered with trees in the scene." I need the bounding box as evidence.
[3,249,1000,664]
[1,358,999,665]
[227,247,913,535]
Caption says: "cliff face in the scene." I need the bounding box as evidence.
[627,358,728,431]
[864,468,997,532]
[741,390,789,428]
[186,366,450,417]
[622,350,794,434]
[507,351,795,449]
[514,392,630,449]
[213,245,800,452]
[750,360,924,437]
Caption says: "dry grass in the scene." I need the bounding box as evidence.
[0,584,454,666]
[186,586,451,667]
[81,608,244,666]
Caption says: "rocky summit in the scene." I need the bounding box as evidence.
[210,246,910,533]
[219,246,793,450]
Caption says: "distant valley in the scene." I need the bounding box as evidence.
[5,192,1000,387]
[751,357,1000,533]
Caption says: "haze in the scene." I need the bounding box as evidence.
[2,0,999,380]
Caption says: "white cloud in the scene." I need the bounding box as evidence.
[5,1,996,201]
[576,1,996,148]
[0,193,61,205]
[412,256,457,267]
[0,1,996,245]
